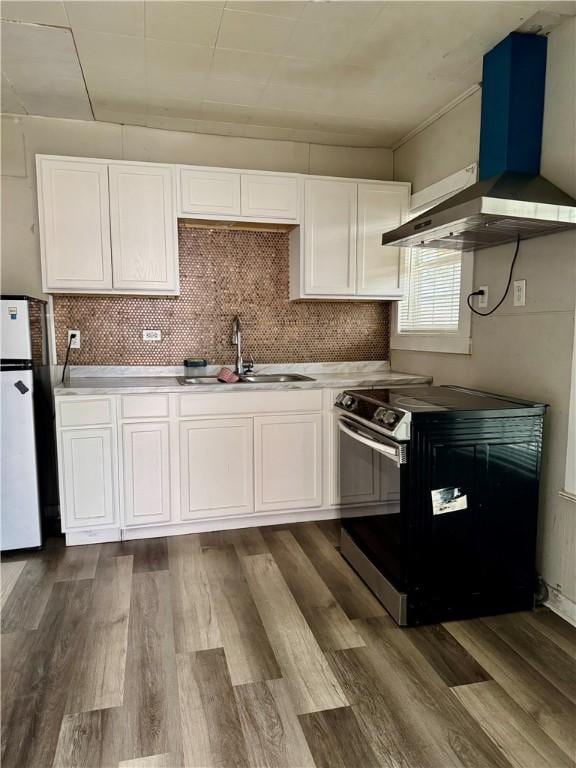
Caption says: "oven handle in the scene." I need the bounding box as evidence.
[338,419,406,466]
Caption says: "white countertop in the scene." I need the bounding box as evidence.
[54,362,432,396]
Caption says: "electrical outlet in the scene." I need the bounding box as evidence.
[513,279,526,307]
[143,329,161,341]
[478,286,488,308]
[67,330,80,349]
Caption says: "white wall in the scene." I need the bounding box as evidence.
[392,17,576,612]
[394,90,481,193]
[0,114,393,298]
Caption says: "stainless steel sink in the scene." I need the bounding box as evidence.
[240,373,315,383]
[178,373,315,386]
[178,376,221,385]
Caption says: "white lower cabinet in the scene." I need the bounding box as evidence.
[254,413,322,512]
[337,418,380,505]
[59,427,117,530]
[122,422,171,526]
[56,387,407,544]
[179,418,254,520]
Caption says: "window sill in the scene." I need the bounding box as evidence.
[391,334,472,355]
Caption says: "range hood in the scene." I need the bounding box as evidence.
[381,171,576,251]
[382,33,576,252]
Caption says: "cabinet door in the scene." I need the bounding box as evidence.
[59,428,117,530]
[179,168,241,216]
[38,158,112,291]
[180,418,253,520]
[336,416,380,505]
[254,413,322,512]
[241,174,299,220]
[304,179,357,295]
[357,183,408,297]
[122,422,171,526]
[109,164,178,293]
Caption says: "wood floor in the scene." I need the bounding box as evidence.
[2,521,575,768]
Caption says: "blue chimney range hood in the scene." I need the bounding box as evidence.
[382,33,576,252]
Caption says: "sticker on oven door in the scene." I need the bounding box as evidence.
[431,487,468,515]
[8,306,17,320]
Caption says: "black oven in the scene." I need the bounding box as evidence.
[335,386,547,626]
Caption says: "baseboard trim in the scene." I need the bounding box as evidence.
[65,528,122,546]
[544,585,576,627]
[63,501,397,546]
[119,507,344,541]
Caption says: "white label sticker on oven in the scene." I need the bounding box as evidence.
[431,487,468,515]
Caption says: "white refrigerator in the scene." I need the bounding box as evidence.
[1,297,52,550]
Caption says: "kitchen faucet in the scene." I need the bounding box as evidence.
[232,316,245,375]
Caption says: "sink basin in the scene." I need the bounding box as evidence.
[178,373,315,386]
[178,376,221,385]
[240,374,315,383]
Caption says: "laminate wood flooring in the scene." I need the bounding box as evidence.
[1,522,575,768]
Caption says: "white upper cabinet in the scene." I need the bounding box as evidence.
[178,168,241,216]
[304,179,358,296]
[357,182,408,298]
[292,177,410,300]
[178,167,300,222]
[37,154,408,300]
[109,164,178,293]
[240,174,299,220]
[37,156,179,295]
[38,159,113,291]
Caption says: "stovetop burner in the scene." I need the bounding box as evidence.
[335,385,546,442]
[347,385,544,413]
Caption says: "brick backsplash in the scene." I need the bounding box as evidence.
[53,224,391,365]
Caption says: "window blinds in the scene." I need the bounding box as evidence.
[398,248,462,334]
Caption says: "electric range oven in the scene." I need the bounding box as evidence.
[335,385,547,626]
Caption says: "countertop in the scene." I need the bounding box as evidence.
[54,362,432,396]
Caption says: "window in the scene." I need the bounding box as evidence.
[398,248,462,334]
[391,165,477,355]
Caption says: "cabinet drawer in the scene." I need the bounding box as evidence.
[58,398,113,427]
[178,389,322,417]
[120,394,170,419]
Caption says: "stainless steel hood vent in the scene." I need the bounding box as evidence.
[381,171,576,252]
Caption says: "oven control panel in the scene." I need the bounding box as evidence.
[335,392,411,441]
[335,393,358,411]
[373,407,401,429]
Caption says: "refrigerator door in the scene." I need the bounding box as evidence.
[1,369,42,549]
[1,299,32,360]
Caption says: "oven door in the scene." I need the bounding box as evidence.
[337,415,410,622]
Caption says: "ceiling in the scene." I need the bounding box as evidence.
[2,0,575,147]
